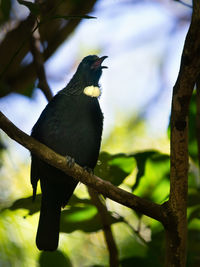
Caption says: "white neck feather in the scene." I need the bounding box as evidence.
[83,86,101,98]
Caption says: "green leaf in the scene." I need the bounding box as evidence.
[120,256,162,267]
[4,195,41,215]
[39,251,73,267]
[95,152,136,186]
[17,0,40,16]
[188,191,200,207]
[132,151,157,191]
[3,194,91,216]
[23,82,36,97]
[60,205,122,233]
[133,151,170,202]
[68,194,91,206]
[5,194,122,233]
[63,205,97,223]
[188,206,200,223]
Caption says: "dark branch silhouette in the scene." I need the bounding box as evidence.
[88,188,119,267]
[0,111,166,224]
[30,27,53,101]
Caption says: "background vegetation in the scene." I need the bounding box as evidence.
[0,0,199,266]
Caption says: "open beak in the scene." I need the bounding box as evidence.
[91,56,108,70]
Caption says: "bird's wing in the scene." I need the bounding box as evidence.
[31,92,102,169]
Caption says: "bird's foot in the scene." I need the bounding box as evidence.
[66,155,75,168]
[83,166,94,175]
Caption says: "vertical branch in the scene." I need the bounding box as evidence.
[30,22,53,102]
[165,1,200,266]
[167,82,190,267]
[88,188,119,267]
[196,76,200,165]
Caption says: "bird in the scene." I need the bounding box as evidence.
[31,55,107,251]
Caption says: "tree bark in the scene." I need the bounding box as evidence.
[165,1,200,266]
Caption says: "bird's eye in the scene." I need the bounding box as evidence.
[90,58,97,64]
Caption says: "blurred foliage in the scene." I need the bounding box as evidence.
[39,250,73,267]
[0,0,200,267]
[95,152,136,186]
[1,87,200,265]
[1,116,200,266]
[0,147,177,266]
[1,128,200,266]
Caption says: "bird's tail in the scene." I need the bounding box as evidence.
[36,189,61,251]
[35,173,78,251]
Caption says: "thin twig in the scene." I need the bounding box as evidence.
[30,22,53,101]
[0,14,36,79]
[175,0,192,8]
[88,188,119,267]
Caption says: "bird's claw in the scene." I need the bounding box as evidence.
[83,166,94,175]
[66,155,75,168]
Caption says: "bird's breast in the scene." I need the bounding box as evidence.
[44,94,103,167]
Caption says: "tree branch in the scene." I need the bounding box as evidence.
[30,24,53,101]
[166,1,200,266]
[88,188,119,267]
[174,0,192,8]
[0,111,167,225]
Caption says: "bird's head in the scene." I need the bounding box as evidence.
[76,55,108,87]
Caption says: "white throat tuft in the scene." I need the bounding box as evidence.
[83,86,101,98]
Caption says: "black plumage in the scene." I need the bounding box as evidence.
[31,55,107,251]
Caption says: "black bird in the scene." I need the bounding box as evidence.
[31,55,107,251]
